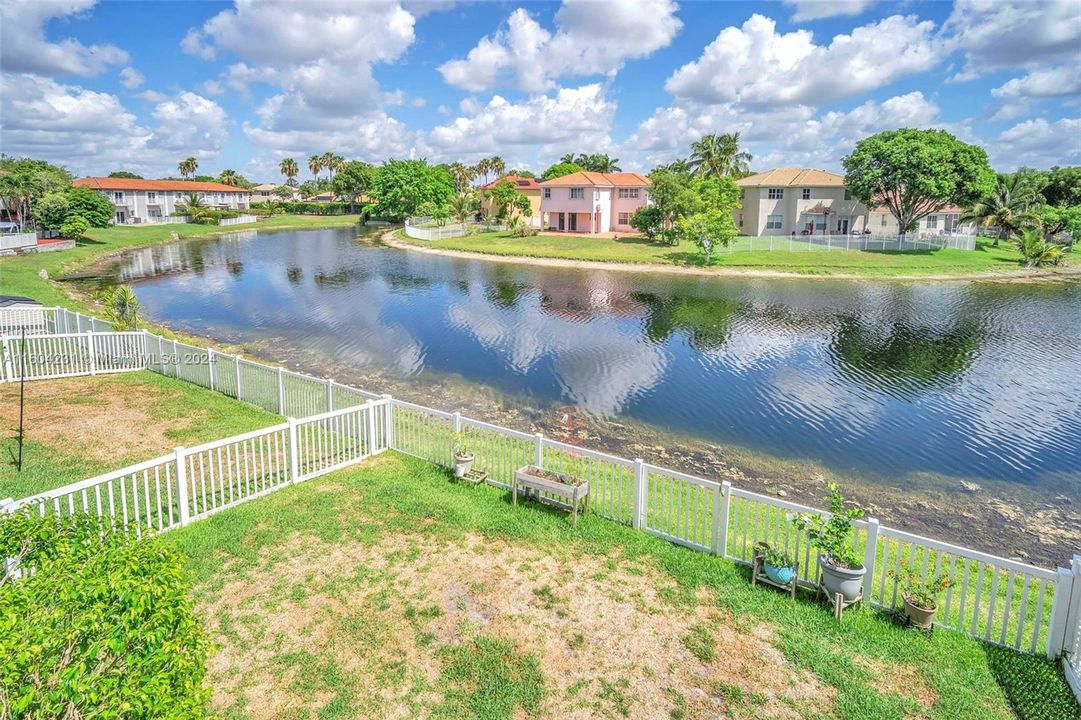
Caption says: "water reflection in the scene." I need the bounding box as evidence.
[100,227,1081,487]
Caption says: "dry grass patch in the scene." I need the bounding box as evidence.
[196,528,835,719]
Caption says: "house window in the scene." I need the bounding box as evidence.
[926,215,938,229]
[739,213,744,228]
[618,212,630,225]
[543,188,551,199]
[801,188,811,200]
[147,192,156,202]
[844,189,852,200]
[766,214,783,229]
[570,188,584,199]
[618,188,639,199]
[768,188,784,200]
[881,215,887,226]
[113,191,124,202]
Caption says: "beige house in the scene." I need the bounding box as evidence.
[868,205,976,235]
[735,168,868,236]
[481,175,542,222]
[252,183,300,201]
[71,178,250,225]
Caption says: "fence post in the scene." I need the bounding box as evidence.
[1065,556,1081,660]
[326,379,334,412]
[234,355,242,400]
[1048,564,1077,659]
[287,417,299,483]
[382,394,395,450]
[87,331,97,375]
[862,517,879,601]
[174,447,190,526]
[632,459,646,530]
[1,337,12,383]
[207,348,216,391]
[277,367,285,414]
[712,481,731,556]
[453,411,462,434]
[534,432,544,468]
[366,401,378,454]
[172,339,180,378]
[141,329,151,370]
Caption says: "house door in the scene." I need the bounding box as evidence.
[558,213,565,231]
[568,213,578,232]
[115,210,127,224]
[840,219,849,234]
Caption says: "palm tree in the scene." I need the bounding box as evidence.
[560,153,577,165]
[489,156,506,180]
[320,151,337,179]
[178,157,198,180]
[474,158,491,185]
[960,173,1039,247]
[688,133,752,178]
[177,192,209,221]
[1014,228,1064,268]
[450,191,475,224]
[591,154,621,172]
[308,155,323,182]
[218,169,242,186]
[447,162,471,192]
[279,157,299,184]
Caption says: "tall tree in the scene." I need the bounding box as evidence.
[279,157,299,184]
[1043,166,1081,207]
[960,173,1039,247]
[370,159,455,221]
[218,169,243,186]
[541,161,584,181]
[843,129,995,239]
[560,153,577,164]
[331,160,375,212]
[489,156,506,180]
[178,157,198,180]
[688,133,752,178]
[308,155,323,182]
[447,162,471,192]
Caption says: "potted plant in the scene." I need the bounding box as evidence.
[761,545,797,586]
[889,563,954,629]
[453,430,474,478]
[795,483,866,603]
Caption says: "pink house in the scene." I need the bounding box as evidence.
[538,172,651,234]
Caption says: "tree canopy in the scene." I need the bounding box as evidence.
[107,171,143,179]
[541,162,584,181]
[488,180,533,220]
[331,160,376,210]
[371,159,455,221]
[842,129,995,235]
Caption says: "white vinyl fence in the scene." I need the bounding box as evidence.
[1,307,1079,700]
[404,217,508,241]
[218,215,258,227]
[724,233,978,253]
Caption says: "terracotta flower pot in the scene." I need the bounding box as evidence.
[902,594,936,629]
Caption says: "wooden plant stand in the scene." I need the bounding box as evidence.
[751,545,799,600]
[512,465,589,527]
[816,575,863,621]
[459,468,488,487]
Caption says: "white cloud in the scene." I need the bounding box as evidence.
[439,0,681,93]
[991,66,1081,100]
[119,67,144,90]
[0,74,227,176]
[945,0,1081,79]
[428,84,616,166]
[665,14,942,109]
[989,117,1081,169]
[784,0,873,22]
[0,0,128,77]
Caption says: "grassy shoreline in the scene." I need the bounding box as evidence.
[390,229,1080,279]
[1,214,362,309]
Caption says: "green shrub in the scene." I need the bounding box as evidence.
[65,185,116,227]
[985,646,1081,720]
[59,214,90,240]
[0,512,212,719]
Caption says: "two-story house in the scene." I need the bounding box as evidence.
[252,183,300,202]
[71,178,251,225]
[538,172,651,234]
[734,169,868,236]
[481,175,542,224]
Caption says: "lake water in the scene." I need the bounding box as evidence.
[99,226,1081,557]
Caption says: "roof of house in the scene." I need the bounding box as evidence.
[252,183,283,191]
[483,175,540,191]
[72,178,249,193]
[736,168,846,188]
[539,171,651,187]
[0,295,42,308]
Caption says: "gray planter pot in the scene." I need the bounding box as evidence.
[819,554,866,602]
[453,452,475,478]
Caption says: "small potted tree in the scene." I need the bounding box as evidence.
[795,483,866,603]
[889,563,954,629]
[453,430,474,478]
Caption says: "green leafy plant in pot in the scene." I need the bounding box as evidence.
[795,483,866,602]
[761,545,796,585]
[889,562,954,629]
[452,429,474,478]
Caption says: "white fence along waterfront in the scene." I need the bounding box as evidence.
[1,307,1079,701]
[218,214,258,227]
[725,233,978,253]
[404,217,509,241]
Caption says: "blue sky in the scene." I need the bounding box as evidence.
[1,0,1078,181]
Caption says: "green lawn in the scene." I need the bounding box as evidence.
[395,230,1077,277]
[0,371,281,500]
[169,452,1080,720]
[0,214,362,308]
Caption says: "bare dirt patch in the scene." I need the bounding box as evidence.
[856,656,938,711]
[0,375,198,463]
[197,529,837,719]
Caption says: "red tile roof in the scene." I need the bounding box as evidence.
[72,177,249,193]
[539,171,651,187]
[483,175,540,190]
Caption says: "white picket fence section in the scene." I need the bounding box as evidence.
[725,233,978,253]
[218,215,258,227]
[1,307,1079,701]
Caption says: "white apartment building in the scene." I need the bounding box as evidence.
[734,168,868,236]
[71,178,251,225]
